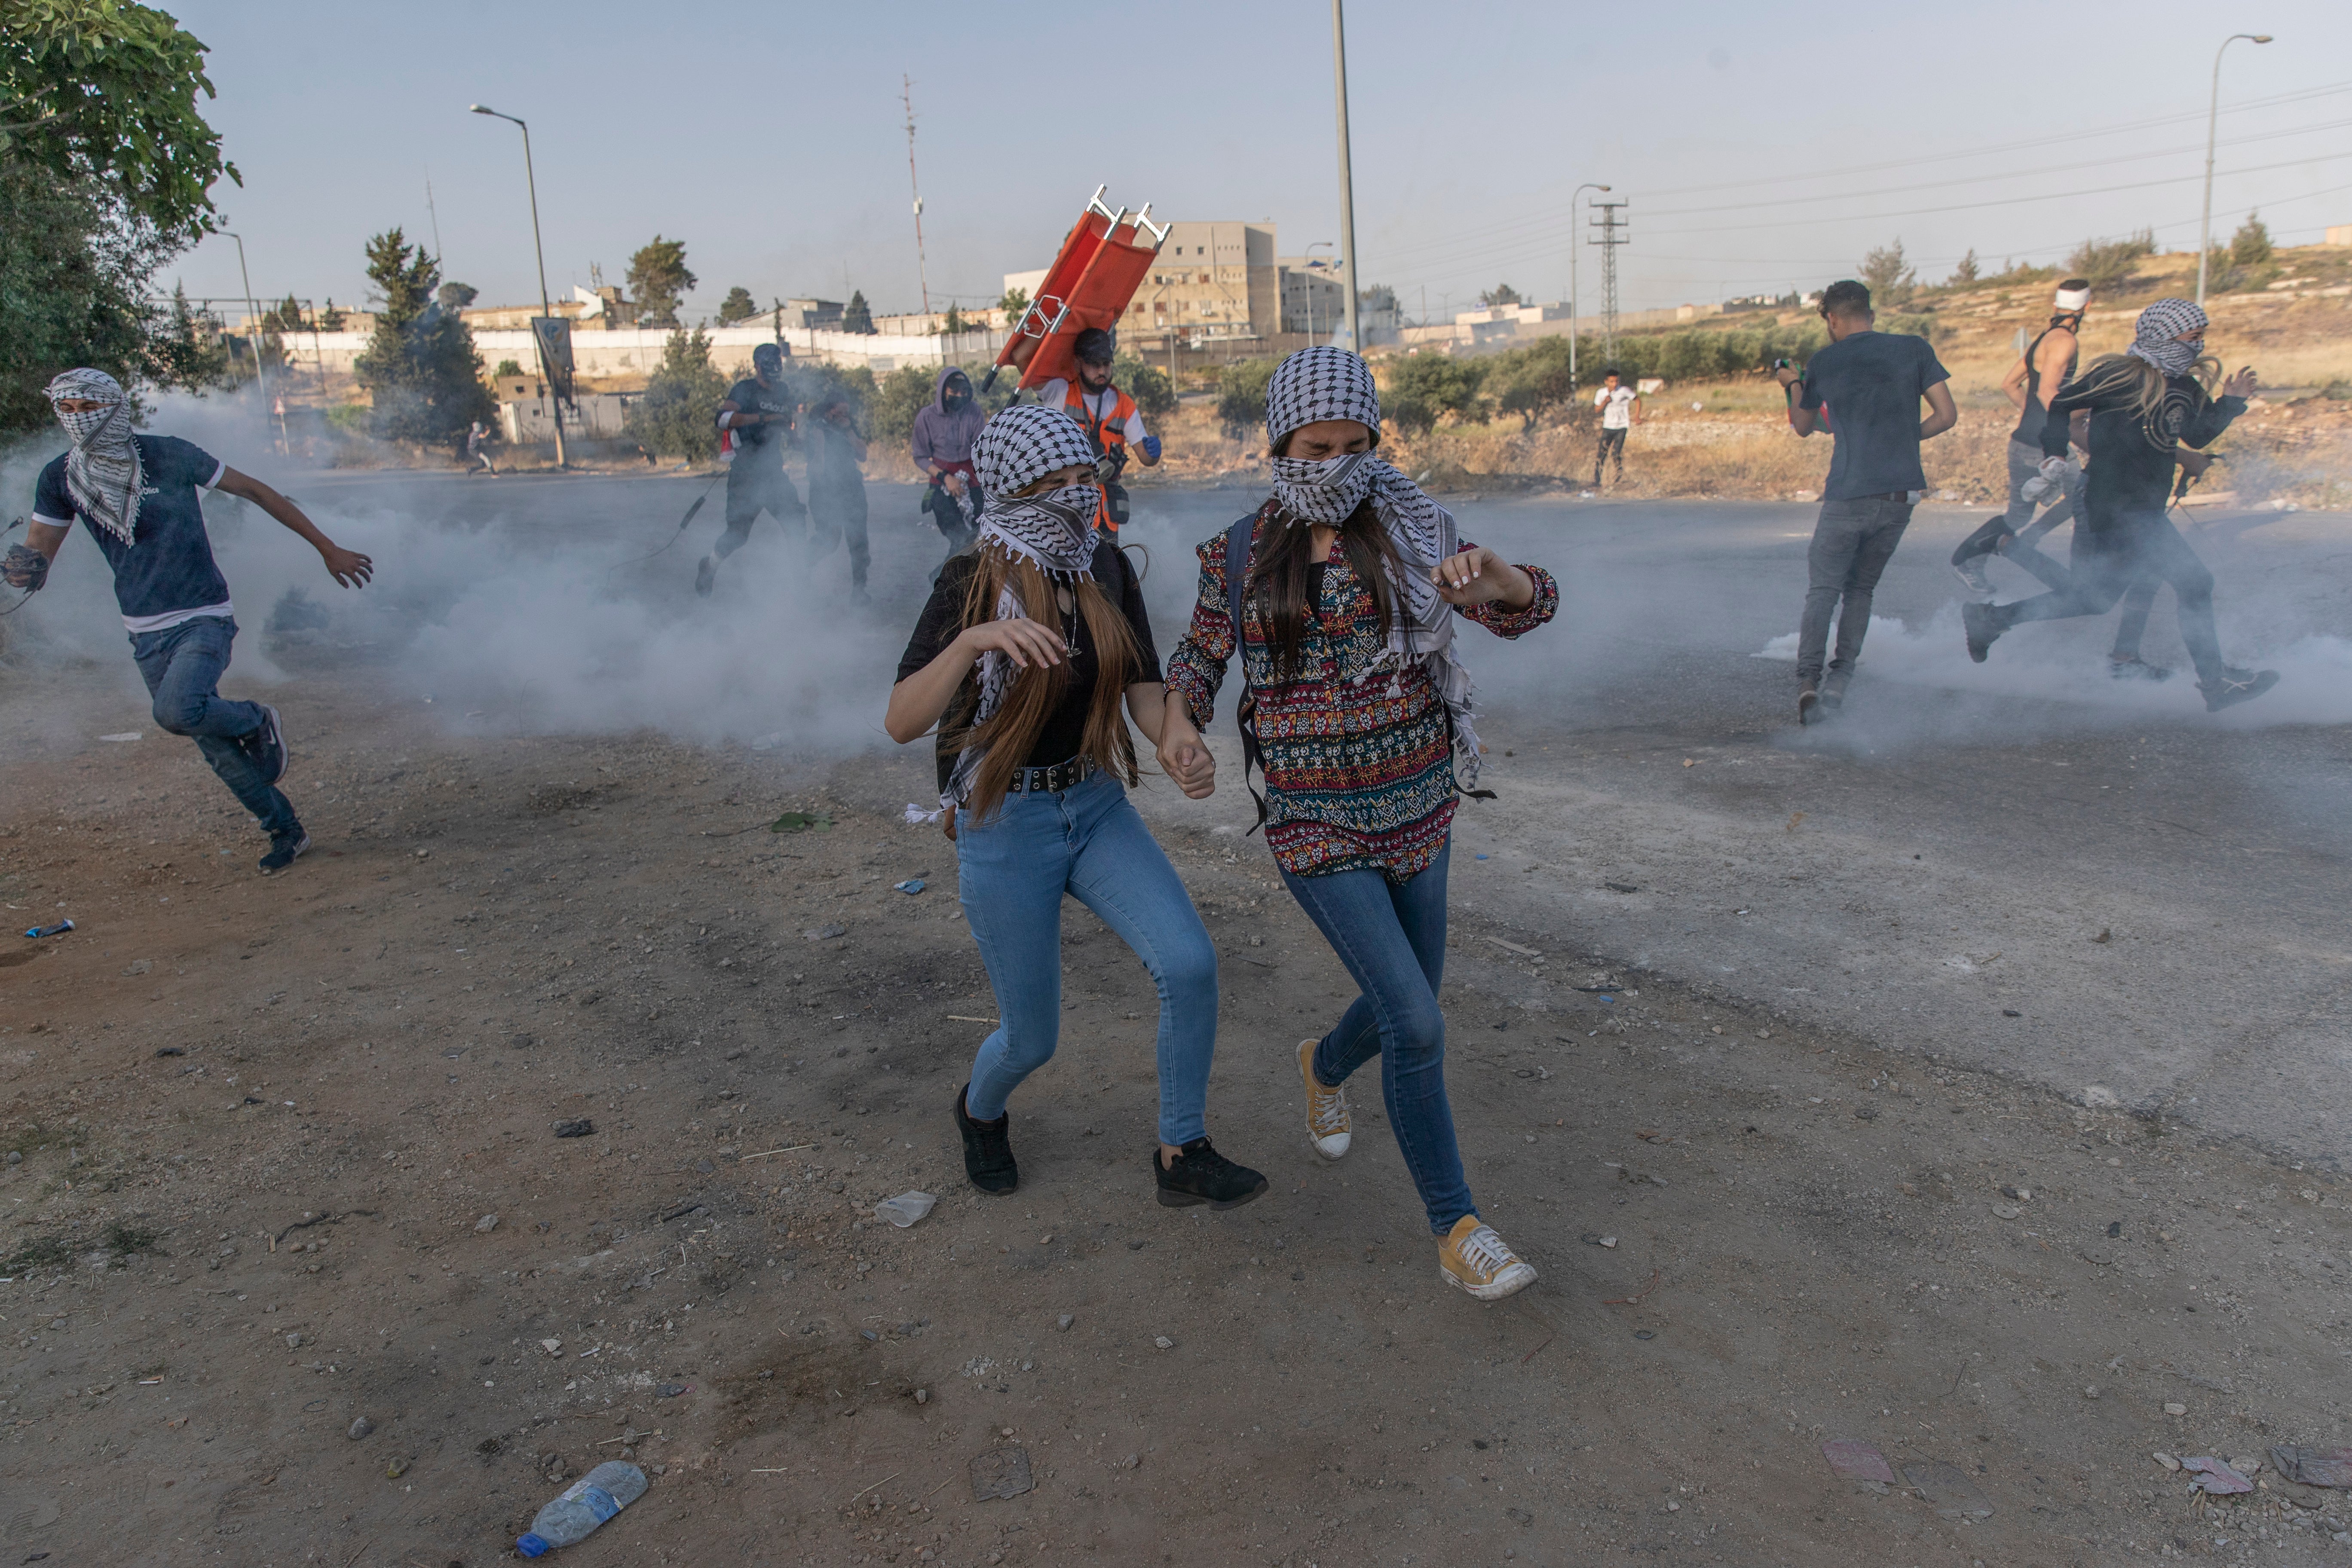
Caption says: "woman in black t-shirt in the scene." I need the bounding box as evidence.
[886,403,1266,1210]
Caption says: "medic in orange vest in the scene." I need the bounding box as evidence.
[1034,327,1161,533]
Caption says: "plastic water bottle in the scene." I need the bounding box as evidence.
[516,1461,647,1557]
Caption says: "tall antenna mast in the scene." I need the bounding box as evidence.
[902,76,931,315]
[424,165,443,260]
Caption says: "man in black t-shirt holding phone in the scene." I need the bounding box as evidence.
[1775,279,1959,723]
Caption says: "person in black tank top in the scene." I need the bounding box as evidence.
[1952,280,2092,598]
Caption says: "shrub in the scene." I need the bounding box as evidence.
[1216,357,1280,438]
[1112,354,1176,418]
[2066,229,2156,293]
[1383,354,1488,433]
[869,364,945,457]
[1486,338,1575,431]
[622,328,728,460]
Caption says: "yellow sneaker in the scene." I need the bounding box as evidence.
[1438,1215,1537,1301]
[1298,1038,1351,1160]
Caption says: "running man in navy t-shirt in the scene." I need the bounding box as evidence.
[3,368,376,873]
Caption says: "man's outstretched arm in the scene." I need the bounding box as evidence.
[2,520,69,588]
[214,468,374,588]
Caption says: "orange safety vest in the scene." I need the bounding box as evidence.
[1062,381,1136,534]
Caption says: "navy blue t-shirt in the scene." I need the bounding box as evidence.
[1797,331,1950,502]
[33,435,230,628]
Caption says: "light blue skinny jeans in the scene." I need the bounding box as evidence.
[956,771,1219,1145]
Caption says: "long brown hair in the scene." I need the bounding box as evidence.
[2072,351,2220,450]
[943,547,1139,820]
[1244,496,1407,684]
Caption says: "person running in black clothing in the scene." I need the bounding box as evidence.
[1962,298,2276,712]
[697,343,805,596]
[1951,279,2091,600]
[804,392,871,602]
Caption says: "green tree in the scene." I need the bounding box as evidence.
[869,363,942,454]
[1478,283,1522,308]
[0,0,237,429]
[1949,249,1980,286]
[1859,239,1916,309]
[623,328,729,460]
[942,304,967,335]
[998,286,1030,323]
[2230,211,2272,269]
[147,282,228,390]
[352,228,493,445]
[493,358,524,378]
[1215,357,1280,438]
[715,286,758,325]
[436,281,478,315]
[1382,354,1488,434]
[1486,338,1576,432]
[2066,229,2155,293]
[843,290,876,334]
[626,235,696,328]
[1111,353,1175,418]
[318,298,346,331]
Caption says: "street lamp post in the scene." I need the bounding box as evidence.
[1304,240,1333,343]
[469,103,566,468]
[2196,32,2273,306]
[219,230,271,442]
[1330,0,1360,354]
[1567,183,1610,390]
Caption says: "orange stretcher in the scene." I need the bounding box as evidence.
[983,185,1169,393]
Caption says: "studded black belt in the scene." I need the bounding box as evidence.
[1004,756,1096,794]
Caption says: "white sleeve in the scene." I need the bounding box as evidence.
[1035,379,1069,407]
[716,410,735,429]
[1122,409,1148,443]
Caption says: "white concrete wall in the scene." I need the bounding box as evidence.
[287,324,1012,383]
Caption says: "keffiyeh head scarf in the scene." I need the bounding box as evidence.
[2127,298,2208,377]
[944,404,1108,808]
[1261,346,1488,788]
[46,368,143,545]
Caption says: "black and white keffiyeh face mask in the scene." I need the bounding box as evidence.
[46,368,143,544]
[1258,346,1491,788]
[2128,298,2208,377]
[972,403,1101,579]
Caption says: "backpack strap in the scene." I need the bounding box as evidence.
[1222,514,1270,836]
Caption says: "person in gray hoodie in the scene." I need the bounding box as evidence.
[911,367,987,575]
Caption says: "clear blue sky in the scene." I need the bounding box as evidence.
[168,0,2352,324]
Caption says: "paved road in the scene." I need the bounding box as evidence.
[18,460,2348,1163]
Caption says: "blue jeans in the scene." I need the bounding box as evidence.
[956,771,1219,1145]
[1797,494,1914,686]
[1282,842,1475,1234]
[128,616,299,838]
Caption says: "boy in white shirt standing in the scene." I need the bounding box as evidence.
[1591,368,1641,487]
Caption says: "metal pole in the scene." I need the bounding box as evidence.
[1331,0,1360,355]
[2196,32,2273,306]
[903,77,931,316]
[1568,183,1609,389]
[471,105,566,467]
[223,232,270,433]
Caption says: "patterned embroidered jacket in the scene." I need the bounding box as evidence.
[1164,507,1558,882]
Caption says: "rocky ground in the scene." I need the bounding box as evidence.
[4,650,2351,1567]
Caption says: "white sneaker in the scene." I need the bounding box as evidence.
[1298,1037,1350,1160]
[1439,1215,1537,1301]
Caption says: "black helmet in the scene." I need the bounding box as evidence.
[1073,327,1116,366]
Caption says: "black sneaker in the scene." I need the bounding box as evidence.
[1154,1137,1268,1210]
[953,1084,1018,1195]
[245,704,289,786]
[258,831,309,876]
[2201,668,2279,712]
[694,554,717,597]
[2108,655,2174,682]
[1962,601,2002,663]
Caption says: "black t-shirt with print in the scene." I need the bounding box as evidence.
[723,377,793,465]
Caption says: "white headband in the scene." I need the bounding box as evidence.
[2054,286,2090,312]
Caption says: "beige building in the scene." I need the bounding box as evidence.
[1009,222,1280,347]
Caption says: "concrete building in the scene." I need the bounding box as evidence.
[1278,258,1345,336]
[1127,221,1278,346]
[2326,225,2352,246]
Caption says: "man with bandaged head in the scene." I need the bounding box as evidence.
[4,369,375,874]
[697,341,804,597]
[1951,278,2093,600]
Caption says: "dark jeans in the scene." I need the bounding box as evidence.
[1594,426,1627,482]
[809,488,871,590]
[128,616,299,837]
[924,480,981,585]
[1996,513,2225,684]
[715,461,805,559]
[1797,494,1913,686]
[1281,842,1475,1235]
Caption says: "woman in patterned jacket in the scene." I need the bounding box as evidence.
[1164,347,1559,1301]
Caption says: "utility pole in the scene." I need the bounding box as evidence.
[1331,0,1360,355]
[220,231,271,446]
[2196,31,2274,305]
[424,165,442,260]
[902,77,931,316]
[469,104,566,467]
[1568,183,1610,390]
[1590,199,1629,370]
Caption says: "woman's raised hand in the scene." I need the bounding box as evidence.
[1432,545,1510,606]
[2222,365,2259,400]
[958,617,1067,671]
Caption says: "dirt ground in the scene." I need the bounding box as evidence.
[5,648,2352,1568]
